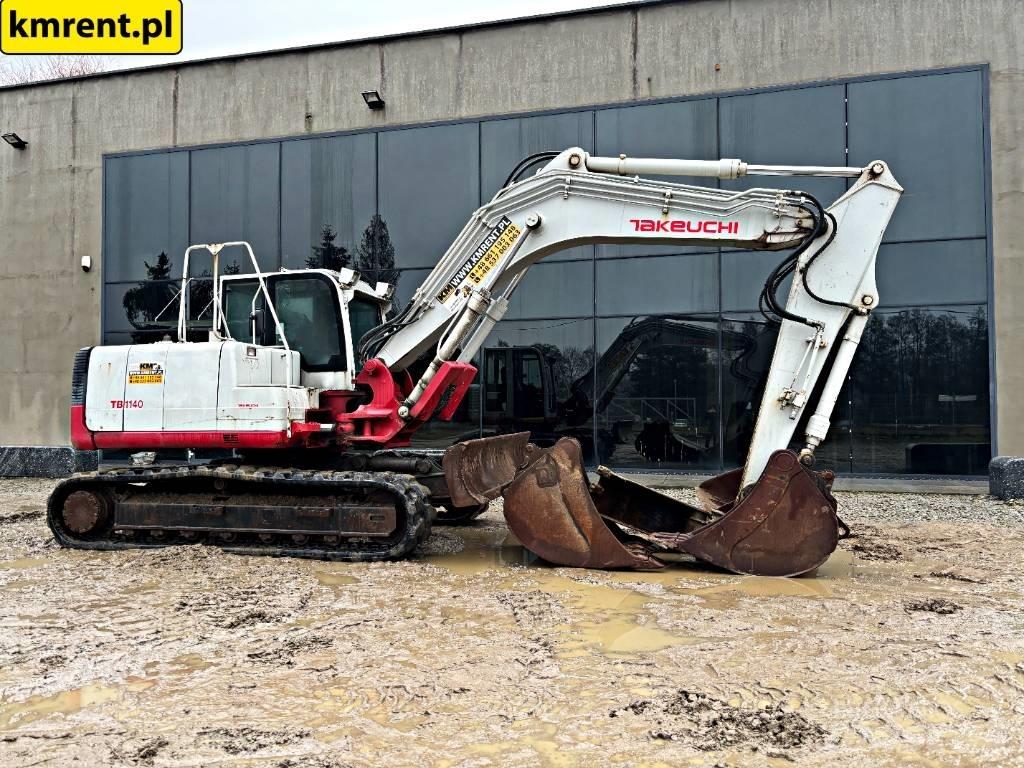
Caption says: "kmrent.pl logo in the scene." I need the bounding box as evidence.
[0,0,181,54]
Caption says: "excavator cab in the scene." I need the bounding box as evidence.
[218,268,390,389]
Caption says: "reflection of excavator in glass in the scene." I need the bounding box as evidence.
[50,148,901,576]
[482,316,776,464]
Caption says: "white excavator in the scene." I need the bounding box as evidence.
[49,147,901,576]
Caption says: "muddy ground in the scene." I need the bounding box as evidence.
[2,478,1023,767]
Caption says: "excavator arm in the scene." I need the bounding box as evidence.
[403,147,904,577]
[362,147,901,489]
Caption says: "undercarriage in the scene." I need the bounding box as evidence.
[47,464,433,561]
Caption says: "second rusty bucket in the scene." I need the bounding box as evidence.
[443,434,842,577]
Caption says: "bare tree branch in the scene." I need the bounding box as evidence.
[0,55,110,86]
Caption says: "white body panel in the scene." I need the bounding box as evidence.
[85,340,307,433]
[84,347,129,431]
[164,343,221,429]
[123,346,169,431]
[217,342,306,431]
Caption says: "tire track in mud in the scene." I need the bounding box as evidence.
[2,480,1024,766]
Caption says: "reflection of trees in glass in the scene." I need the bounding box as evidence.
[306,225,351,270]
[122,252,178,342]
[354,214,398,285]
[122,255,245,343]
[306,215,401,314]
[852,307,989,426]
[621,343,715,412]
[533,343,591,400]
[188,262,241,319]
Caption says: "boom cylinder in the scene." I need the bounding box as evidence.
[399,290,492,418]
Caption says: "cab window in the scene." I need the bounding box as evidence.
[222,279,261,343]
[348,296,383,358]
[222,275,347,371]
[274,277,345,370]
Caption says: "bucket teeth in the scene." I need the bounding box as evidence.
[444,433,842,577]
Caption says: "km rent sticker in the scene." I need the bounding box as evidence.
[436,217,522,304]
[128,362,164,385]
[1,0,182,54]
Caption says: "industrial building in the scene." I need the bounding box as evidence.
[0,0,1019,479]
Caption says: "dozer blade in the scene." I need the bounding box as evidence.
[442,432,537,507]
[501,438,664,570]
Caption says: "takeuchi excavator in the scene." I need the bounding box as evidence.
[49,148,902,576]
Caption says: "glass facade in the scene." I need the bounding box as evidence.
[102,68,991,475]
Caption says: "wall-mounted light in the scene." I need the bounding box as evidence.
[361,90,385,111]
[2,132,27,150]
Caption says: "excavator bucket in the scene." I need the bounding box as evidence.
[594,451,841,576]
[501,438,664,570]
[444,434,842,576]
[442,432,537,507]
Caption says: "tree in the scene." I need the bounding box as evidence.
[355,214,400,313]
[306,224,351,271]
[0,55,110,86]
[355,214,398,284]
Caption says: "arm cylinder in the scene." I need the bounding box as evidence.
[585,155,745,179]
[585,154,866,179]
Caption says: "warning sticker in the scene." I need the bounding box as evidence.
[436,216,522,303]
[128,362,164,385]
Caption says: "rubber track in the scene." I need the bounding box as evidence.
[46,464,433,562]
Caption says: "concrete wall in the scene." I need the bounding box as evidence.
[0,0,1021,452]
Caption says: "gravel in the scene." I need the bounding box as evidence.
[660,485,1024,527]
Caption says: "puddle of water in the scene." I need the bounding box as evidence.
[314,571,359,587]
[0,678,156,730]
[143,653,214,678]
[536,575,702,655]
[689,575,833,600]
[428,526,859,589]
[816,548,855,579]
[426,530,541,576]
[0,558,47,571]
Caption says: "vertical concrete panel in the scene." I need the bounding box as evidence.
[460,14,634,116]
[375,35,463,125]
[990,72,1024,454]
[175,55,310,146]
[305,46,383,134]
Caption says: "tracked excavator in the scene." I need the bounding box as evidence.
[49,147,902,576]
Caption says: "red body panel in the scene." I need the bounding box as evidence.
[70,405,95,450]
[72,359,479,453]
[71,403,325,451]
[409,362,477,422]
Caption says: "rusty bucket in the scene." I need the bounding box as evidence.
[443,434,842,577]
[442,432,537,507]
